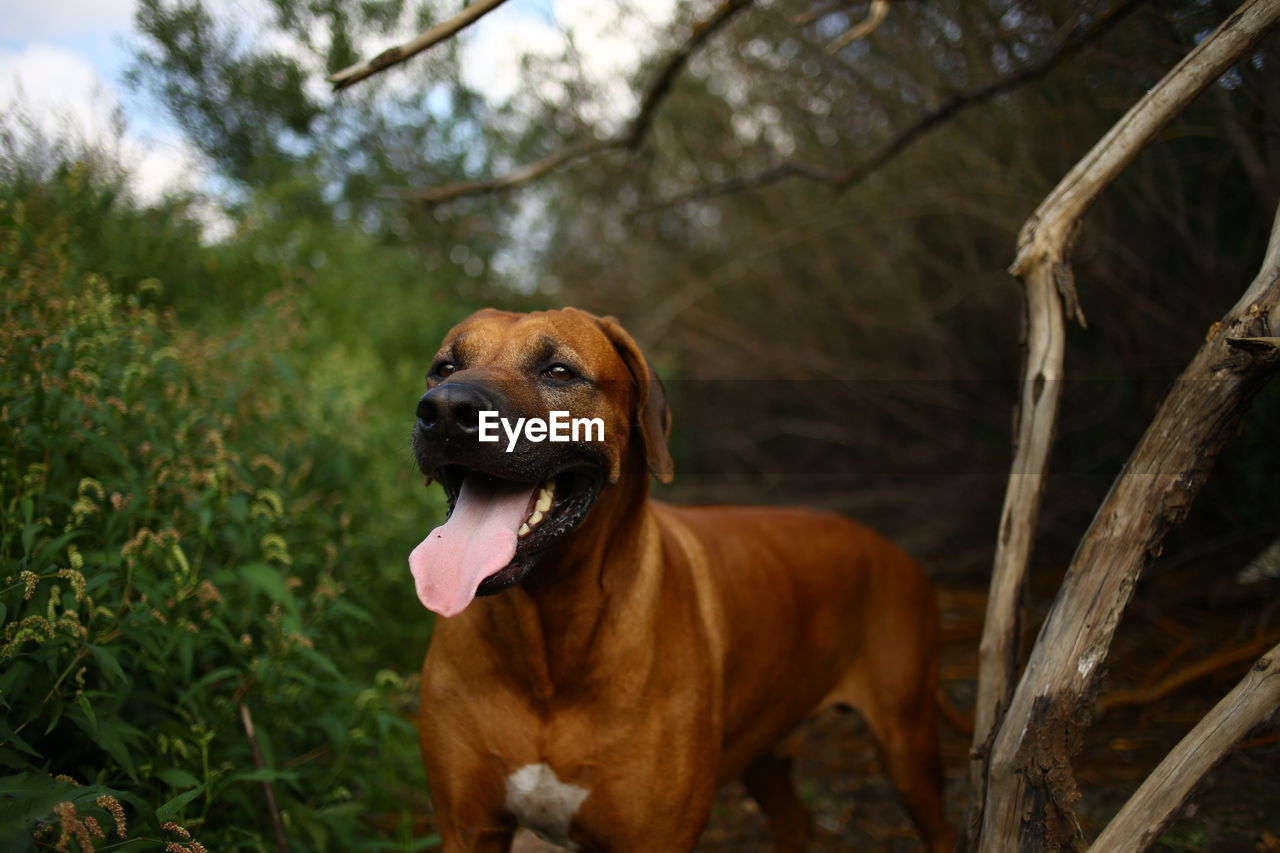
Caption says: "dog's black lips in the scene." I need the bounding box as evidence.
[432,463,605,595]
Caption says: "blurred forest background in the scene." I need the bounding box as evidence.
[2,0,1278,850]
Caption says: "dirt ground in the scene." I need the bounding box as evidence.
[434,567,1280,853]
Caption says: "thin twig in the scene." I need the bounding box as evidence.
[1097,636,1279,714]
[327,0,510,91]
[635,0,1146,214]
[827,0,890,53]
[397,0,754,203]
[389,140,612,204]
[792,0,858,27]
[626,0,753,150]
[240,703,289,853]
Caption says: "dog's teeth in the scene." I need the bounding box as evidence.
[518,523,530,537]
[535,490,553,513]
[528,510,544,526]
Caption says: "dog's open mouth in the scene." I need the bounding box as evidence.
[408,464,603,617]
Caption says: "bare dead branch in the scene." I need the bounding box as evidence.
[396,0,753,203]
[976,190,1280,851]
[388,140,611,204]
[1088,642,1280,852]
[625,0,753,151]
[635,0,1147,214]
[965,5,1280,848]
[827,0,890,53]
[327,0,510,91]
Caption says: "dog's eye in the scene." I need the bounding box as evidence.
[433,362,456,379]
[543,364,575,381]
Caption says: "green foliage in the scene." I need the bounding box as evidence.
[0,125,214,314]
[0,148,449,850]
[129,0,499,231]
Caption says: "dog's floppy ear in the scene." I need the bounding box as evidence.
[595,315,674,484]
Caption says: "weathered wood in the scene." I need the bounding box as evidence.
[977,198,1280,852]
[1087,642,1280,852]
[967,3,1280,846]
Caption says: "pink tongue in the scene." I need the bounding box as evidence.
[409,474,537,618]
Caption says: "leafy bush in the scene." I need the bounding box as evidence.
[1,165,444,849]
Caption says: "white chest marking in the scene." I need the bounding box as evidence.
[504,763,589,849]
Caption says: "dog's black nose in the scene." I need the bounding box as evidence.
[416,383,497,439]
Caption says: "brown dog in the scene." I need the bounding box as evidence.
[408,307,955,852]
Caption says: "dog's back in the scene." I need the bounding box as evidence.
[653,502,950,843]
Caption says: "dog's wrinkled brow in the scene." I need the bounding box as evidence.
[528,334,588,375]
[443,332,471,362]
[530,334,560,363]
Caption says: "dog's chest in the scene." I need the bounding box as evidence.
[504,762,590,849]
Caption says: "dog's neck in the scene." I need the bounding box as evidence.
[456,447,665,702]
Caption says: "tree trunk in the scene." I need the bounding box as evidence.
[976,203,1280,851]
[967,2,1280,847]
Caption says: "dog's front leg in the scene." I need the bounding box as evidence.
[421,743,519,853]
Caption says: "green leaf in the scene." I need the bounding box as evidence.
[228,766,299,785]
[154,779,209,822]
[20,522,38,556]
[240,561,292,607]
[77,694,96,731]
[0,661,29,708]
[87,644,127,685]
[177,633,194,684]
[0,718,41,759]
[157,767,201,789]
[186,665,242,692]
[83,716,142,781]
[30,529,85,563]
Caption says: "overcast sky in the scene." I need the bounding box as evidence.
[0,0,198,201]
[0,0,677,206]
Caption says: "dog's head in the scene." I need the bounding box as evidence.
[409,307,672,617]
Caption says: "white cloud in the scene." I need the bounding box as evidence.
[0,43,103,117]
[0,0,136,41]
[459,8,561,106]
[458,0,680,130]
[0,43,205,206]
[0,44,117,135]
[127,135,202,199]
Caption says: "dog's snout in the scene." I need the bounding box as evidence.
[417,383,496,439]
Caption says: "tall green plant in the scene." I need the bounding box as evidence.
[0,160,443,850]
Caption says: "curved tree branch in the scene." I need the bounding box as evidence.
[792,0,859,27]
[826,0,890,53]
[634,0,1146,214]
[625,0,753,151]
[1088,641,1280,852]
[968,4,1280,848]
[396,0,754,203]
[327,0,510,91]
[386,140,612,204]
